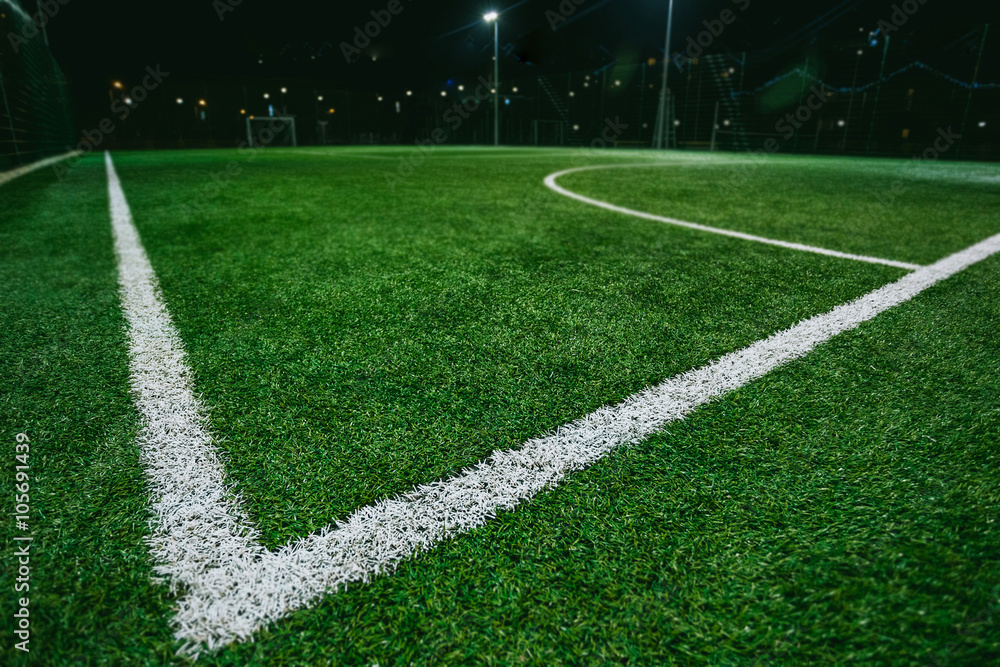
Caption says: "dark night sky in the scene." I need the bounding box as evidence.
[29,0,999,100]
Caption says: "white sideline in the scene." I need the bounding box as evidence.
[105,152,1000,654]
[0,151,80,188]
[544,163,923,271]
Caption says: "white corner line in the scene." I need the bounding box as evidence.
[543,163,923,272]
[0,151,81,188]
[105,151,999,655]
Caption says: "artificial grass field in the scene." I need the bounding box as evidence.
[2,146,999,665]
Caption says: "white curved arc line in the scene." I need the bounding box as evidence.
[543,163,923,272]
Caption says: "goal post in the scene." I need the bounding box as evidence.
[245,116,297,148]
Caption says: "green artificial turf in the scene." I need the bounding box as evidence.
[1,147,998,665]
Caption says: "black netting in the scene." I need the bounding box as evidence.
[0,0,75,171]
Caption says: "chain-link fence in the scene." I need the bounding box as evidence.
[0,0,76,171]
[70,22,997,161]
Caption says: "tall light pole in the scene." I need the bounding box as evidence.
[653,0,675,150]
[485,11,500,146]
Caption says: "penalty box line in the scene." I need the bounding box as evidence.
[104,152,1000,654]
[544,163,923,272]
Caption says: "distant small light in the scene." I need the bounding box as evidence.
[377,95,384,101]
[729,67,736,73]
[112,81,123,89]
[124,97,133,105]
[258,59,263,64]
[979,121,987,128]
[674,119,681,126]
[318,95,324,101]
[837,120,846,127]
[281,87,287,93]
[642,123,648,129]
[614,80,621,86]
[572,124,580,131]
[406,90,413,96]
[395,101,401,113]
[372,56,377,62]
[490,88,496,94]
[263,93,270,99]
[504,98,511,105]
[176,98,184,105]
[648,58,656,66]
[569,91,575,97]
[583,82,589,88]
[441,91,447,97]
[857,49,863,56]
[240,109,246,115]
[512,86,518,93]
[584,75,590,80]
[458,85,465,91]
[723,119,731,127]
[328,108,336,114]
[198,99,206,106]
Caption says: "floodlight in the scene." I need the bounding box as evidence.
[484,11,498,22]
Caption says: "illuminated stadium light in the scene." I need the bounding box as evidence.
[483,11,498,22]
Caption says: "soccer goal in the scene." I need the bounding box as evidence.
[246,116,298,148]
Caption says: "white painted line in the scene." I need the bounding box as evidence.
[105,152,1000,655]
[0,151,81,188]
[544,163,923,271]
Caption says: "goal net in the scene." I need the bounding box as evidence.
[245,116,297,148]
